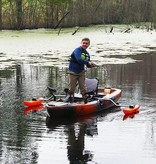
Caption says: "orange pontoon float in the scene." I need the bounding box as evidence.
[24,99,44,107]
[122,105,140,115]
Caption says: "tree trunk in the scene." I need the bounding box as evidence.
[16,0,23,29]
[0,0,2,30]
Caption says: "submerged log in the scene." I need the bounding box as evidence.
[122,28,131,33]
[110,27,113,33]
[72,27,80,35]
[58,27,62,36]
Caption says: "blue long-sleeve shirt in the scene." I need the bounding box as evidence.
[69,46,90,74]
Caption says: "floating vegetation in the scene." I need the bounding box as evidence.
[0,26,155,70]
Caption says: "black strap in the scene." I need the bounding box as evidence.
[70,49,90,65]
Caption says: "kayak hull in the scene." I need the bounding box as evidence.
[46,88,122,118]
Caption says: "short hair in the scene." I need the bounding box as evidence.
[81,37,90,43]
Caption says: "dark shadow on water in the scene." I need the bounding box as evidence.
[45,107,121,130]
[46,107,121,163]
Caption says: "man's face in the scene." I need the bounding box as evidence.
[81,40,90,49]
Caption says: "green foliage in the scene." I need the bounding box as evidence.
[0,0,156,29]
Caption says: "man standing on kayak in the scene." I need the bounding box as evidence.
[65,37,97,102]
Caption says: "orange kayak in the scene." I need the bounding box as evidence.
[46,88,122,118]
[122,105,140,115]
[24,99,44,107]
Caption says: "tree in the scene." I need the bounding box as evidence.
[151,0,156,29]
[0,0,156,29]
[0,0,2,30]
[16,0,23,29]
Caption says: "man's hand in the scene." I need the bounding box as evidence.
[88,61,97,67]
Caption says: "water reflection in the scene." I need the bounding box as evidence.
[122,113,138,121]
[67,124,93,163]
[24,105,44,115]
[1,52,156,163]
[45,107,122,163]
[144,120,156,158]
[46,114,98,163]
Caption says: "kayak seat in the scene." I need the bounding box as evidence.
[75,78,99,100]
[47,87,56,94]
[75,78,99,95]
[84,78,99,103]
[47,87,57,101]
[85,78,99,95]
